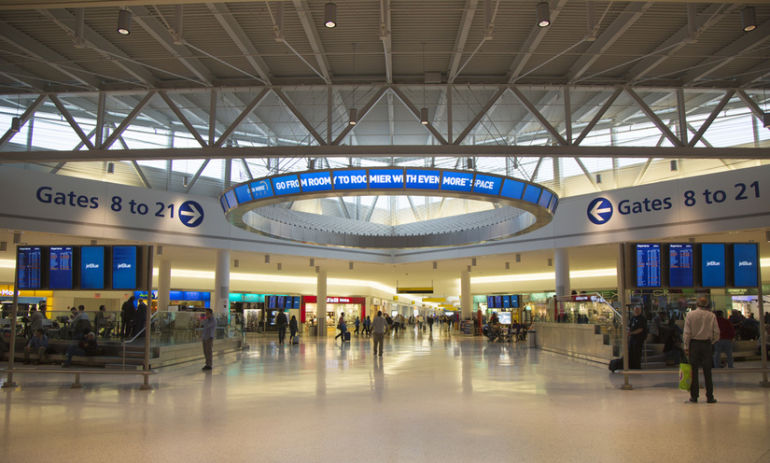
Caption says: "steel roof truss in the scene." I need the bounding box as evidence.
[688,90,735,148]
[510,87,568,146]
[158,91,208,147]
[0,94,46,148]
[625,87,683,147]
[49,94,95,150]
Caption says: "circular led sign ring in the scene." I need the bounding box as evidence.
[220,168,559,249]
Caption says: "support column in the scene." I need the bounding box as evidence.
[317,269,327,337]
[214,249,230,314]
[461,270,471,321]
[158,258,171,311]
[554,248,570,297]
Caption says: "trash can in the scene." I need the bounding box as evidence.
[527,329,536,348]
[308,326,318,337]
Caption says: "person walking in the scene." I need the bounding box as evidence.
[713,310,735,368]
[334,313,347,342]
[427,314,434,335]
[372,310,387,356]
[201,309,216,371]
[276,310,288,345]
[684,297,719,403]
[121,296,135,339]
[289,315,299,344]
[628,305,647,369]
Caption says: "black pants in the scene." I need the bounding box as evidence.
[689,340,715,401]
[629,337,644,369]
[278,326,286,344]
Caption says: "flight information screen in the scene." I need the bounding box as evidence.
[80,246,105,289]
[112,246,138,290]
[49,246,73,289]
[668,243,694,287]
[700,243,726,287]
[17,246,42,290]
[733,243,758,287]
[635,243,661,288]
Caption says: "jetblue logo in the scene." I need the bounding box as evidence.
[587,198,613,225]
[85,263,99,269]
[706,260,721,267]
[117,263,132,269]
[179,200,204,228]
[738,260,753,267]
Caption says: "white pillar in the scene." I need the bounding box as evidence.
[317,269,327,336]
[158,258,171,311]
[461,270,472,320]
[554,248,570,297]
[214,249,230,314]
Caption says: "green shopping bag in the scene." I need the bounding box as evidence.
[678,363,692,391]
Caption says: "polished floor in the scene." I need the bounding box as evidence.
[2,328,770,463]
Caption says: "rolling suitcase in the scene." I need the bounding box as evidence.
[344,331,351,341]
[608,357,623,372]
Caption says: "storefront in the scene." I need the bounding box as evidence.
[303,295,366,328]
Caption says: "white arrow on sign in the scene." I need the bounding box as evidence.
[590,201,611,222]
[180,203,202,223]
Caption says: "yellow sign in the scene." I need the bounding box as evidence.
[422,297,445,303]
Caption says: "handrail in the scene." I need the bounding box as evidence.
[121,312,158,370]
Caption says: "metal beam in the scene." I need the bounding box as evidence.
[273,88,326,145]
[448,0,479,84]
[184,159,210,193]
[510,87,568,145]
[569,2,652,83]
[379,0,393,84]
[625,87,683,147]
[684,19,770,85]
[391,86,449,145]
[688,90,735,147]
[0,94,46,148]
[507,0,569,83]
[454,86,506,144]
[39,8,156,87]
[207,3,272,84]
[215,88,270,147]
[158,91,208,147]
[0,20,99,89]
[574,87,623,145]
[333,86,388,145]
[291,0,332,83]
[4,144,768,164]
[48,94,95,150]
[129,6,213,86]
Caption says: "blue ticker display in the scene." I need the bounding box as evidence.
[49,246,73,290]
[538,190,553,208]
[500,178,525,200]
[80,246,105,289]
[405,169,441,189]
[368,169,404,189]
[441,171,474,192]
[272,174,301,196]
[17,246,42,290]
[300,171,334,192]
[333,169,368,190]
[472,174,503,195]
[523,184,542,204]
[234,184,252,204]
[733,243,758,287]
[700,243,726,287]
[635,243,661,288]
[668,243,694,287]
[224,190,237,208]
[248,179,273,200]
[112,246,137,290]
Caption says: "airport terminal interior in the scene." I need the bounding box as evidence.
[1,0,770,461]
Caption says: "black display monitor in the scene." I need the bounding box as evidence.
[49,246,74,290]
[733,243,758,287]
[635,243,661,288]
[668,243,694,287]
[700,243,726,287]
[17,246,43,290]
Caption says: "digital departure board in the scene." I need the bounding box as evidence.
[635,243,661,288]
[80,246,105,289]
[112,245,137,290]
[502,295,511,308]
[17,246,42,290]
[49,246,73,290]
[292,296,301,309]
[700,243,726,287]
[733,243,758,287]
[487,294,521,309]
[668,243,694,287]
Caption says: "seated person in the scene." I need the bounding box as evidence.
[24,328,49,364]
[63,331,99,367]
[740,314,760,340]
[487,313,502,342]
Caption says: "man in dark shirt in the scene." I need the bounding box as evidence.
[276,310,288,345]
[628,305,647,369]
[713,310,735,368]
[121,296,135,339]
[63,332,98,367]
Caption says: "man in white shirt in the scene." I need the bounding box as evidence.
[372,311,387,357]
[683,297,720,404]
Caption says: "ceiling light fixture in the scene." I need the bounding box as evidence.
[107,162,114,174]
[157,245,163,255]
[309,258,315,267]
[515,253,521,263]
[763,112,770,129]
[10,117,20,134]
[324,3,337,28]
[547,258,553,267]
[505,262,510,270]
[670,160,678,171]
[277,263,282,271]
[433,261,437,270]
[349,108,357,126]
[13,232,21,244]
[420,107,429,125]
[349,262,354,270]
[536,2,551,28]
[117,9,132,36]
[742,6,757,32]
[265,254,270,264]
[596,173,601,183]
[233,259,239,268]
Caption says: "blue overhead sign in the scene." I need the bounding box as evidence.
[333,169,368,190]
[587,197,613,225]
[179,200,204,228]
[300,171,334,192]
[405,169,441,190]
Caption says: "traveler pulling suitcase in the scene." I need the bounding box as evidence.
[292,336,300,345]
[344,332,351,341]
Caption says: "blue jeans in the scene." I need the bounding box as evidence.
[64,345,86,366]
[713,339,734,368]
